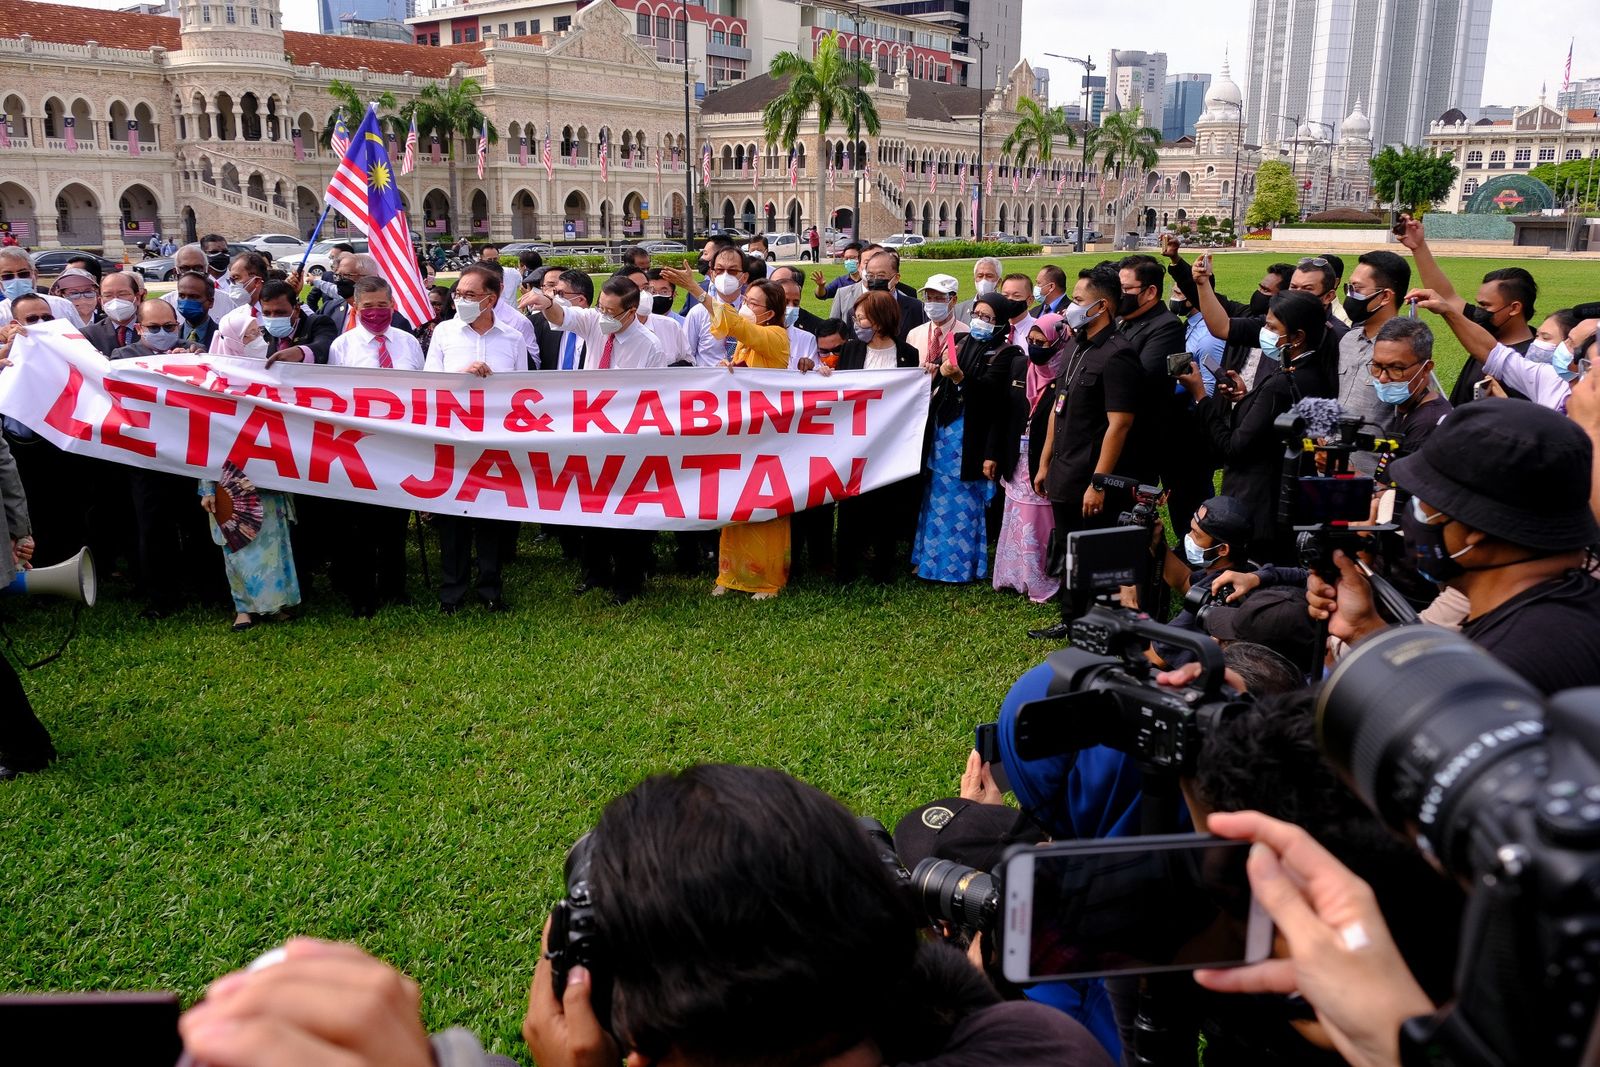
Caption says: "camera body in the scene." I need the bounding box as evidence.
[1181,581,1235,627]
[1093,472,1163,530]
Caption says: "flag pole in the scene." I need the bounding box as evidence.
[296,205,333,277]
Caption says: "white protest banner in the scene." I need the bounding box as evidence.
[0,324,931,531]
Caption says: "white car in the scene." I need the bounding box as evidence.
[277,238,369,276]
[744,231,802,261]
[241,233,308,256]
[876,234,926,249]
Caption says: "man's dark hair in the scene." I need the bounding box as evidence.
[519,249,544,272]
[1039,264,1067,291]
[9,293,50,318]
[710,246,746,272]
[428,283,455,318]
[1079,262,1121,309]
[1319,252,1345,281]
[1265,262,1295,291]
[601,276,642,313]
[476,259,505,282]
[622,245,649,268]
[746,234,769,248]
[458,264,503,296]
[1358,250,1411,298]
[559,268,594,304]
[330,242,355,255]
[842,241,863,254]
[480,243,500,257]
[258,279,298,307]
[199,232,228,250]
[745,256,768,281]
[1269,289,1328,349]
[816,317,848,342]
[1001,271,1031,288]
[589,764,923,1064]
[1220,642,1304,696]
[1482,266,1537,319]
[352,275,392,300]
[1374,316,1433,361]
[1293,257,1338,294]
[646,267,674,285]
[708,234,737,253]
[1116,254,1164,292]
[64,255,102,281]
[231,251,270,279]
[176,270,213,295]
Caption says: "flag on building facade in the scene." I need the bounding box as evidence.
[330,112,350,158]
[599,129,609,181]
[789,149,798,189]
[0,117,10,150]
[400,117,417,174]
[543,126,554,178]
[323,106,430,330]
[827,161,835,190]
[430,133,440,166]
[927,165,934,194]
[1011,166,1019,194]
[519,135,528,166]
[655,146,662,180]
[701,141,712,189]
[63,115,77,152]
[476,123,486,179]
[985,163,994,196]
[127,117,140,157]
[957,162,964,196]
[1026,167,1038,193]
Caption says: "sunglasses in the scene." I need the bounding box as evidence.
[817,344,844,356]
[19,313,53,324]
[0,270,33,282]
[142,322,179,333]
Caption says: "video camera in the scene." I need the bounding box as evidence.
[1093,473,1164,531]
[1320,626,1600,1066]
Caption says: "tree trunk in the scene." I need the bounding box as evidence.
[446,136,459,238]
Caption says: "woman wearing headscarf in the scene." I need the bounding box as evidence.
[991,311,1067,602]
[909,291,1018,583]
[201,310,301,631]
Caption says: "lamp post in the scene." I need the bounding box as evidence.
[682,1,694,239]
[960,32,990,238]
[1274,113,1309,217]
[847,1,871,241]
[1045,50,1095,251]
[1298,118,1334,214]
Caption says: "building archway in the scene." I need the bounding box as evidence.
[117,182,160,240]
[240,93,262,141]
[832,205,853,236]
[786,197,802,234]
[512,189,539,238]
[54,182,100,245]
[214,92,236,140]
[937,201,948,237]
[998,203,1008,232]
[424,189,451,236]
[296,187,319,236]
[599,198,614,238]
[1143,207,1157,232]
[182,206,197,243]
[246,173,267,202]
[721,198,735,229]
[954,201,964,238]
[470,189,489,235]
[563,190,590,236]
[921,201,931,237]
[763,200,776,232]
[740,198,755,232]
[0,181,37,244]
[220,163,240,193]
[622,191,644,237]
[904,201,914,233]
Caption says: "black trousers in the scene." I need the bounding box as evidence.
[129,467,223,613]
[836,482,914,583]
[330,501,409,611]
[1050,483,1116,620]
[436,515,506,605]
[0,652,53,770]
[581,528,651,596]
[791,502,835,575]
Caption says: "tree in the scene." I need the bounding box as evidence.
[402,80,497,238]
[762,30,880,240]
[320,79,403,151]
[1001,96,1074,241]
[1084,107,1161,235]
[1246,160,1300,227]
[1368,145,1458,214]
[1529,157,1600,205]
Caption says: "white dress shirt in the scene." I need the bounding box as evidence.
[907,318,969,367]
[424,315,528,373]
[554,306,665,370]
[500,264,522,310]
[1004,313,1036,348]
[494,301,540,368]
[863,342,900,370]
[639,309,690,365]
[329,323,425,371]
[551,328,587,371]
[163,285,237,324]
[684,297,742,367]
[786,324,818,370]
[0,293,85,328]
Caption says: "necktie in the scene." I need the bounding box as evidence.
[375,332,392,369]
[344,307,358,333]
[117,324,130,347]
[599,333,615,369]
[929,325,943,365]
[562,333,578,370]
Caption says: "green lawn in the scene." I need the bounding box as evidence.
[4,250,1592,1060]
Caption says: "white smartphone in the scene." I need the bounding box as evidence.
[1001,833,1273,984]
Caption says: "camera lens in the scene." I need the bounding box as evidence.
[1317,626,1545,870]
[913,857,1000,933]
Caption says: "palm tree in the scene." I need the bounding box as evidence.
[761,30,880,240]
[320,79,403,150]
[1001,96,1074,241]
[402,79,497,238]
[1084,107,1162,241]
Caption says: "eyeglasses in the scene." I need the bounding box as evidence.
[55,289,96,300]
[142,322,179,333]
[817,344,845,356]
[19,313,53,324]
[971,313,995,324]
[1368,360,1422,381]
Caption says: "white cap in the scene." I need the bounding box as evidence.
[922,273,959,295]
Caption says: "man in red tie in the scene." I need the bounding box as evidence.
[326,277,424,617]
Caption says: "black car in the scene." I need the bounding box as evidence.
[31,248,123,281]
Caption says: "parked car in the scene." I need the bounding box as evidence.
[744,231,800,261]
[1062,229,1103,245]
[1037,234,1067,245]
[501,241,556,257]
[639,240,687,254]
[827,234,861,258]
[693,227,752,243]
[241,233,308,257]
[31,248,123,282]
[876,233,926,249]
[277,238,370,276]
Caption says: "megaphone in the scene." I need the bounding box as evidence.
[4,547,97,607]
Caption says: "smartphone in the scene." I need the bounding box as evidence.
[1392,220,1407,237]
[973,723,1013,794]
[0,993,181,1065]
[1472,376,1495,401]
[1000,834,1272,983]
[1166,351,1194,377]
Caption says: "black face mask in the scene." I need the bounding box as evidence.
[1168,299,1189,318]
[207,252,231,274]
[336,278,356,300]
[1117,291,1143,318]
[651,294,673,316]
[1342,290,1385,325]
[694,256,710,275]
[1027,342,1057,365]
[1463,303,1505,331]
[1248,291,1272,315]
[865,277,891,292]
[1400,501,1467,584]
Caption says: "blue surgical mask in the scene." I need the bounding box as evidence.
[1553,342,1580,381]
[968,318,995,341]
[1525,339,1558,365]
[784,305,800,328]
[176,297,208,322]
[1032,284,1043,303]
[1258,326,1283,362]
[1372,377,1416,405]
[262,315,295,338]
[2,277,34,301]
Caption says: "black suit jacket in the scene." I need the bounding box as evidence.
[893,290,927,343]
[268,312,339,365]
[792,307,825,336]
[526,310,558,370]
[835,337,920,371]
[316,299,416,338]
[82,320,141,357]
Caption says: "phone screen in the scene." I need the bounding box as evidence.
[1003,836,1267,982]
[1296,475,1375,524]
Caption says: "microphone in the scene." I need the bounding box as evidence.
[1287,396,1346,440]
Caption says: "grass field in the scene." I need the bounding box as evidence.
[3,250,1594,1061]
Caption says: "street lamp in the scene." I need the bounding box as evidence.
[1303,118,1335,213]
[959,32,990,238]
[1045,50,1095,251]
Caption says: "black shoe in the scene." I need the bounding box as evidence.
[352,604,377,620]
[610,589,639,606]
[481,597,509,613]
[139,606,168,621]
[440,601,461,615]
[572,580,599,596]
[1028,622,1074,641]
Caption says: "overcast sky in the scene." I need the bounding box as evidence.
[1021,0,1590,112]
[38,0,1595,112]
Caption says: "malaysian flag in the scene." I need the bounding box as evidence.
[655,146,662,180]
[827,161,835,190]
[599,129,609,180]
[0,118,9,150]
[292,126,306,162]
[324,106,431,331]
[542,126,554,178]
[330,112,351,158]
[752,153,759,189]
[401,117,417,174]
[789,148,798,189]
[476,122,486,179]
[1011,166,1019,194]
[430,133,440,165]
[927,165,934,194]
[985,163,994,196]
[957,162,965,196]
[701,141,712,189]
[519,134,528,166]
[63,115,77,152]
[1027,167,1038,193]
[1565,39,1574,91]
[127,117,140,157]
[1056,171,1067,195]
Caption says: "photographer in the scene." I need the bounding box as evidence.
[0,431,50,781]
[1158,495,1253,615]
[1307,398,1600,692]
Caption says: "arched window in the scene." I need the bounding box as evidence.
[1465,150,1482,162]
[1488,150,1505,162]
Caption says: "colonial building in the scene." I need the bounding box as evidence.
[1424,99,1600,210]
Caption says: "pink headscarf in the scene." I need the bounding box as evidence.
[210,305,263,358]
[1026,312,1069,408]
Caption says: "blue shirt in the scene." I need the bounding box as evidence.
[1183,312,1223,398]
[822,272,859,297]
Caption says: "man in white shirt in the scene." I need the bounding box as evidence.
[521,275,665,603]
[999,273,1037,348]
[617,265,689,366]
[684,246,747,367]
[0,248,86,328]
[907,273,968,368]
[326,276,424,617]
[164,244,239,324]
[543,269,593,371]
[424,265,526,613]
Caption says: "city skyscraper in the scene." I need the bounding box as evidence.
[1163,73,1211,140]
[859,0,1022,89]
[1106,49,1168,117]
[1244,0,1491,148]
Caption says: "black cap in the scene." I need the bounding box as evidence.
[1203,586,1319,669]
[1196,495,1253,549]
[1388,398,1600,552]
[893,798,1047,874]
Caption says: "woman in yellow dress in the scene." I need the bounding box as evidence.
[661,267,792,599]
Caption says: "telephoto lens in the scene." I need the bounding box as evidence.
[912,857,1000,934]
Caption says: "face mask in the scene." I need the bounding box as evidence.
[176,297,208,322]
[784,305,800,328]
[455,299,483,324]
[853,323,875,343]
[358,308,393,334]
[974,278,997,297]
[598,312,627,335]
[1402,497,1472,584]
[1064,300,1097,332]
[651,294,673,316]
[1169,299,1189,318]
[1027,342,1056,365]
[141,327,180,352]
[1117,291,1143,318]
[1248,291,1272,316]
[1183,532,1223,567]
[103,298,137,322]
[1342,289,1384,325]
[712,273,742,298]
[262,315,295,339]
[1525,339,1558,365]
[1463,303,1502,331]
[694,256,710,275]
[865,277,890,292]
[924,300,950,322]
[336,278,356,301]
[552,295,573,309]
[1553,342,1580,382]
[2,277,34,301]
[224,282,250,304]
[1032,285,1044,303]
[207,252,231,274]
[968,318,995,341]
[1372,375,1418,406]
[242,337,269,360]
[741,305,770,325]
[1258,326,1284,362]
[844,259,860,277]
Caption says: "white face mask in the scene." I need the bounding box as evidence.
[103,297,137,322]
[242,337,269,360]
[974,278,998,297]
[455,299,483,323]
[739,304,764,324]
[924,300,951,322]
[224,281,250,303]
[598,313,626,335]
[712,273,743,298]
